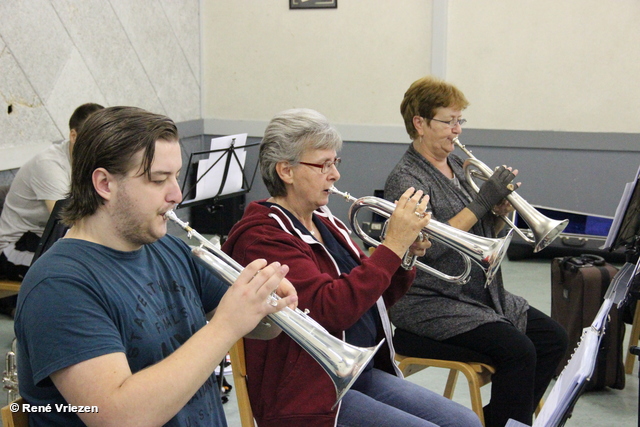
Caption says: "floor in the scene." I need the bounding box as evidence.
[1,257,638,426]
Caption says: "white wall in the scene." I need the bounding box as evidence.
[448,0,640,133]
[0,0,201,170]
[202,0,640,138]
[202,0,431,128]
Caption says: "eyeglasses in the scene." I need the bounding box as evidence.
[426,117,467,128]
[298,158,341,174]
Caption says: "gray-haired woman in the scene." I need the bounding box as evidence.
[222,108,482,427]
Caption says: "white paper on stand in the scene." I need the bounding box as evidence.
[183,133,248,204]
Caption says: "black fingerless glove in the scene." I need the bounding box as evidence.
[467,166,515,219]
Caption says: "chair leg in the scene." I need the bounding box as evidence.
[457,365,486,427]
[625,301,640,375]
[443,369,459,399]
[229,340,255,427]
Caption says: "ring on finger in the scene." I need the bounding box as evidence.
[414,211,426,219]
[267,298,278,307]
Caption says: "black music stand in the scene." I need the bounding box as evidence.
[604,165,640,427]
[177,136,259,236]
[506,261,638,427]
[506,169,640,427]
[178,137,259,210]
[530,166,640,427]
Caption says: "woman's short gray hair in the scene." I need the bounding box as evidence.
[260,108,343,197]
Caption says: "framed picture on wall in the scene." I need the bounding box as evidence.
[290,0,337,9]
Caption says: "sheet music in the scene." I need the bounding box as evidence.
[533,328,600,427]
[183,133,248,204]
[604,163,640,250]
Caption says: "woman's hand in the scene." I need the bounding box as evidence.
[492,199,516,217]
[407,233,432,258]
[467,165,520,220]
[381,187,431,259]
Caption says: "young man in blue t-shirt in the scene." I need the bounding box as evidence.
[14,106,298,426]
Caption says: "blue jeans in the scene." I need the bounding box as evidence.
[337,368,482,427]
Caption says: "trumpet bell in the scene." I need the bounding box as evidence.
[534,221,569,253]
[482,229,513,284]
[459,144,569,253]
[330,339,385,409]
[507,193,569,253]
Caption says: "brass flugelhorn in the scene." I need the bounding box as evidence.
[165,210,382,407]
[329,187,512,286]
[453,137,569,253]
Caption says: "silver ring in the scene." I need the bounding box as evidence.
[267,298,278,307]
[414,211,426,219]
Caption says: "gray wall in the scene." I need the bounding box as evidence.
[185,130,640,230]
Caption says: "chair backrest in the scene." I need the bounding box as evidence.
[1,397,29,427]
[228,339,255,427]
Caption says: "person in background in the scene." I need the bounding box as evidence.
[222,108,483,427]
[384,75,568,427]
[14,106,298,426]
[0,103,104,283]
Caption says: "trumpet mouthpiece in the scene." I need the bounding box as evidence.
[328,186,356,203]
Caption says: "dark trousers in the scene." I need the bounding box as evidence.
[442,307,568,427]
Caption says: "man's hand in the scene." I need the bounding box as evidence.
[215,259,298,340]
[274,277,298,311]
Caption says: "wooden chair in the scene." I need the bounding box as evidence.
[624,300,640,374]
[395,354,544,427]
[228,339,255,427]
[395,354,495,426]
[0,280,21,300]
[1,397,29,427]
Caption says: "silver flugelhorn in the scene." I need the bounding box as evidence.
[453,137,569,253]
[329,187,512,286]
[3,338,18,404]
[165,210,382,407]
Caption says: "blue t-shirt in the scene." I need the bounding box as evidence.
[14,235,228,426]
